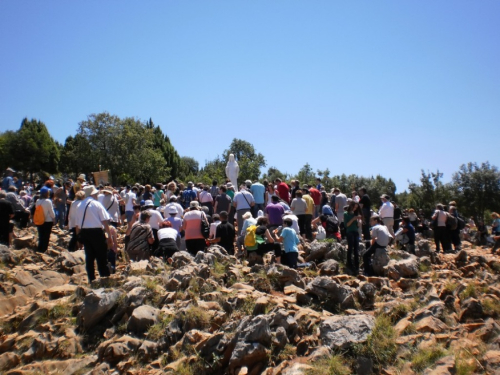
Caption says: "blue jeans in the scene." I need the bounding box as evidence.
[252,203,265,218]
[126,211,134,224]
[55,204,66,229]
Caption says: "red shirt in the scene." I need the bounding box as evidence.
[276,183,290,204]
[309,188,321,205]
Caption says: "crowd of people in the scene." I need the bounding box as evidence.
[1,167,499,283]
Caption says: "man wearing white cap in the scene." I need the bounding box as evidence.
[75,185,113,283]
[166,205,183,249]
[164,196,184,219]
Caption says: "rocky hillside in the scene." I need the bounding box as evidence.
[0,228,500,374]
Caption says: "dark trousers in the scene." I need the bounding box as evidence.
[155,238,179,259]
[80,228,110,282]
[297,214,306,236]
[362,208,371,244]
[36,221,53,253]
[393,219,401,233]
[363,242,385,276]
[228,206,236,226]
[152,228,159,252]
[186,238,206,256]
[346,231,360,273]
[252,203,265,218]
[304,214,313,240]
[14,210,30,229]
[250,242,282,258]
[68,228,78,252]
[282,251,298,269]
[450,229,461,250]
[434,226,452,252]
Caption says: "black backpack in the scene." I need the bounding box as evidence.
[325,216,339,233]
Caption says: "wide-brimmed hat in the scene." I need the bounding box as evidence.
[6,167,15,173]
[168,206,177,214]
[144,200,154,207]
[77,174,86,181]
[242,211,252,220]
[190,201,199,208]
[102,187,114,194]
[84,185,99,197]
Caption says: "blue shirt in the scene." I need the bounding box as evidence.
[281,227,299,253]
[166,216,183,234]
[250,183,266,204]
[2,176,13,191]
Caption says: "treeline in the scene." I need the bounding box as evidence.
[1,113,499,219]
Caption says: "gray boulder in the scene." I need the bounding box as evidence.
[372,248,390,276]
[305,241,330,262]
[171,251,194,268]
[306,277,355,309]
[319,314,375,349]
[416,240,432,257]
[127,305,160,336]
[318,259,340,276]
[357,283,377,310]
[77,289,124,330]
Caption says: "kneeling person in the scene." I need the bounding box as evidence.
[155,221,179,262]
[208,211,235,254]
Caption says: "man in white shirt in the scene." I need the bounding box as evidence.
[282,211,300,235]
[164,196,184,219]
[362,215,393,276]
[75,185,113,283]
[125,186,138,224]
[98,187,120,227]
[233,189,255,233]
[378,194,395,237]
[144,200,165,252]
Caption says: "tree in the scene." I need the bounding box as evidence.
[178,156,199,181]
[452,162,500,220]
[262,166,288,183]
[75,113,170,184]
[146,118,181,180]
[0,130,17,172]
[405,170,453,215]
[8,118,60,180]
[296,163,315,185]
[223,139,266,184]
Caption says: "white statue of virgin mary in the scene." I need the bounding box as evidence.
[225,153,239,192]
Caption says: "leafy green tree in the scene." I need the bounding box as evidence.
[262,166,288,183]
[452,162,500,220]
[0,130,17,172]
[146,118,181,179]
[76,113,170,184]
[405,170,453,215]
[8,118,60,180]
[296,163,315,186]
[178,156,200,181]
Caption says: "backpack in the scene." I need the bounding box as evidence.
[325,216,339,233]
[244,225,257,247]
[33,204,45,226]
[446,213,458,230]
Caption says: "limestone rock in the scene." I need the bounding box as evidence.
[319,314,375,349]
[318,259,340,276]
[127,305,160,336]
[77,289,124,330]
[372,248,390,276]
[306,277,355,309]
[305,241,330,262]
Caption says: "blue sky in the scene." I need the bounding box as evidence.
[1,1,498,191]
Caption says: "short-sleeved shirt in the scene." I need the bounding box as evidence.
[233,191,254,210]
[281,227,299,253]
[75,197,111,229]
[153,190,164,207]
[265,203,285,226]
[182,210,205,240]
[215,193,232,214]
[309,188,321,205]
[290,198,307,215]
[158,227,178,241]
[125,192,136,211]
[276,183,290,204]
[335,194,348,213]
[360,194,371,211]
[127,223,154,258]
[166,216,183,233]
[215,221,235,252]
[303,194,315,215]
[250,183,266,205]
[371,224,391,247]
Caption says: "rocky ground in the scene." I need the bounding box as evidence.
[0,228,500,375]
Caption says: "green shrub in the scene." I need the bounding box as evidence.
[305,354,351,375]
[410,346,447,372]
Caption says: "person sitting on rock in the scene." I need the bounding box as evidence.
[400,216,416,254]
[362,215,393,276]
